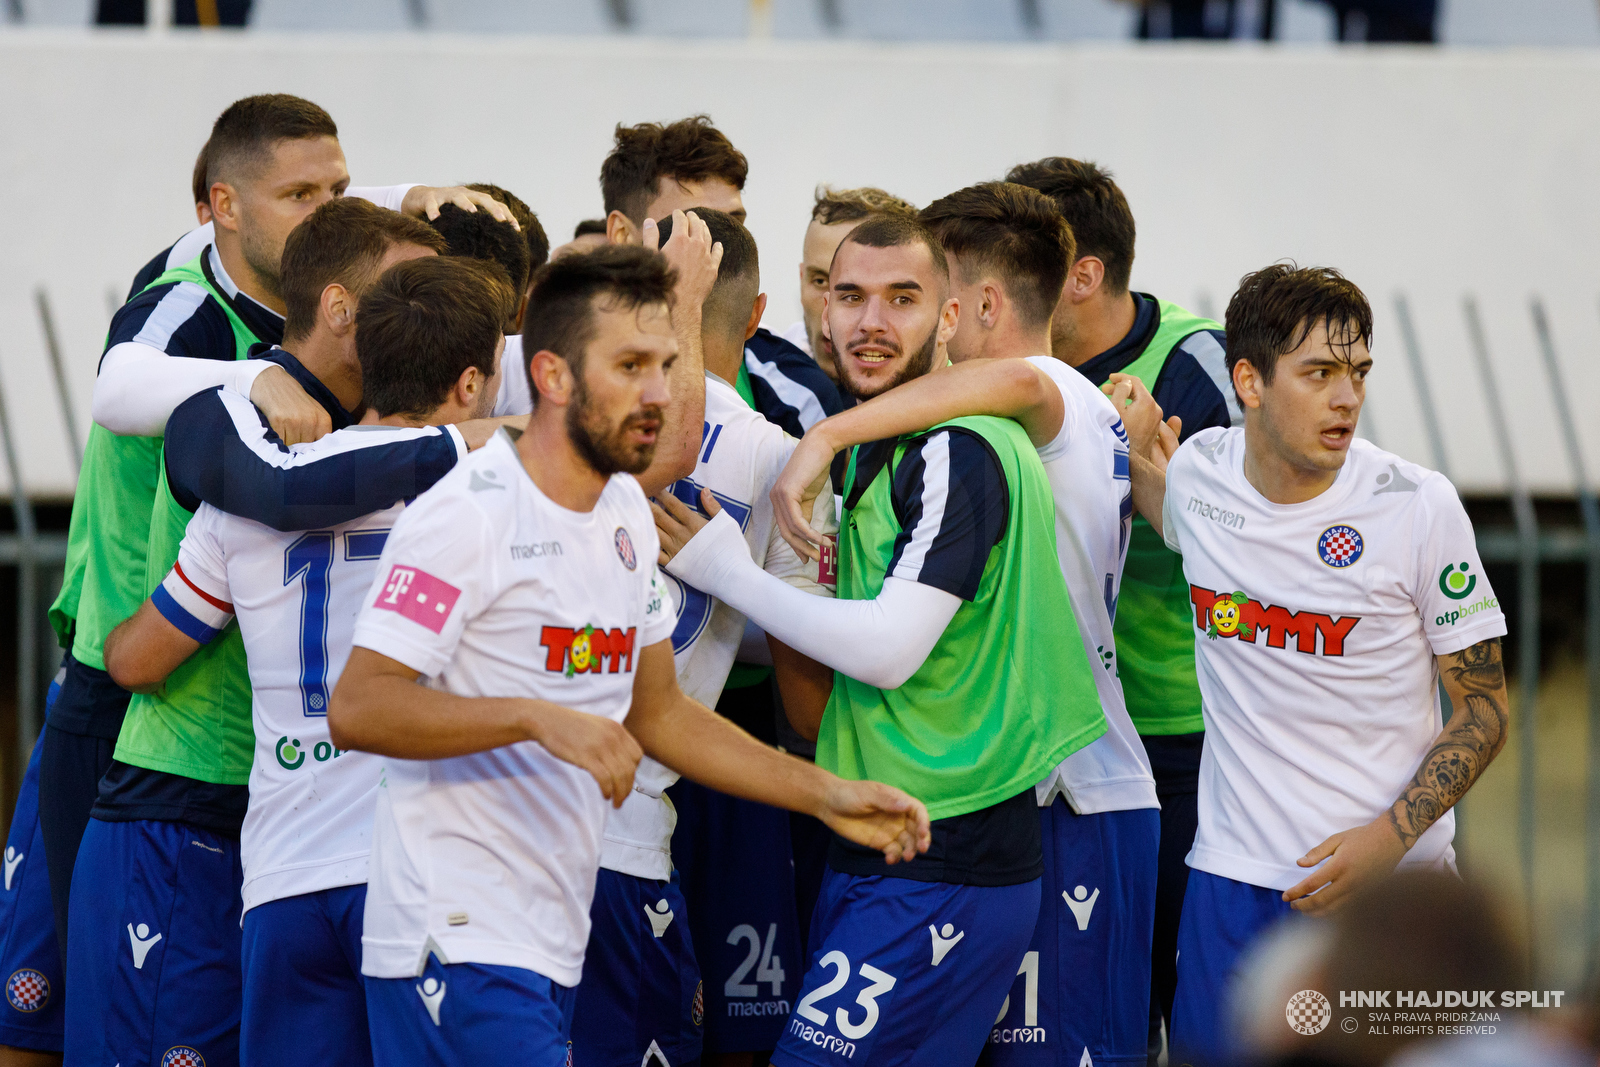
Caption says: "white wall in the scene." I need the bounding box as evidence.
[1,30,1597,498]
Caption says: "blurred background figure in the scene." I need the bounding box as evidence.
[1229,870,1592,1067]
[96,0,252,25]
[1324,0,1437,41]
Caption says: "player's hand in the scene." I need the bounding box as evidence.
[400,186,519,229]
[525,700,642,808]
[455,415,527,450]
[1283,818,1408,915]
[817,779,931,865]
[250,364,332,446]
[651,488,718,565]
[770,431,835,563]
[644,210,723,318]
[1103,373,1166,461]
[1150,416,1181,474]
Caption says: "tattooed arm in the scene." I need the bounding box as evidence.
[1282,637,1509,915]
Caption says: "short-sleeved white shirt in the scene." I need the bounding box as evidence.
[601,374,835,879]
[352,430,674,983]
[155,423,464,914]
[1026,356,1158,815]
[1162,428,1505,890]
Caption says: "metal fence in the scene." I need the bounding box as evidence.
[0,285,1596,981]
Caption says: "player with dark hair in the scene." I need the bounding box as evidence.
[769,181,1163,1066]
[600,114,749,244]
[1007,155,1236,1058]
[329,244,928,1065]
[658,214,1108,1064]
[64,198,512,1066]
[783,185,918,382]
[465,181,550,269]
[99,253,513,1067]
[38,95,521,979]
[1126,265,1509,1066]
[629,210,839,1066]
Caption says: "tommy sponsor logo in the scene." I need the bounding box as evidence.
[416,976,446,1026]
[3,846,21,891]
[5,968,49,1012]
[128,923,163,969]
[541,625,637,677]
[161,1047,206,1067]
[1187,496,1246,531]
[1191,586,1360,657]
[511,541,562,559]
[374,566,461,635]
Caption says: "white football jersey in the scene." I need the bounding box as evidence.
[153,422,468,914]
[600,373,835,879]
[352,430,673,984]
[1026,356,1159,815]
[492,334,533,417]
[1163,428,1505,890]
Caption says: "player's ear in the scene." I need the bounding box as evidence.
[605,210,637,246]
[981,282,1003,330]
[528,348,573,406]
[745,293,768,342]
[322,283,356,336]
[1067,256,1104,303]
[1233,358,1263,411]
[937,297,960,346]
[210,182,239,234]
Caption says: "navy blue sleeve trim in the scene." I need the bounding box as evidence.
[886,428,1009,602]
[1152,333,1233,442]
[744,328,845,437]
[164,390,462,532]
[102,282,235,365]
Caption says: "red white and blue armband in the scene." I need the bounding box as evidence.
[151,562,235,644]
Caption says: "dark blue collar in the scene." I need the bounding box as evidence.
[1074,292,1160,386]
[201,245,285,348]
[248,344,356,430]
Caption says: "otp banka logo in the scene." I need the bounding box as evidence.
[275,736,346,771]
[1439,562,1476,600]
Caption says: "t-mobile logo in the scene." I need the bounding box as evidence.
[127,922,163,969]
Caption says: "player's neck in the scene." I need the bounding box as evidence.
[283,330,362,413]
[1243,420,1341,505]
[974,320,1053,362]
[214,229,287,316]
[702,336,743,386]
[517,411,609,512]
[1053,290,1137,368]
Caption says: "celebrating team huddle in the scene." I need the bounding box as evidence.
[0,94,1510,1067]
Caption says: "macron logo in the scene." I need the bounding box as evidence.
[374,566,461,635]
[3,846,21,891]
[127,923,162,969]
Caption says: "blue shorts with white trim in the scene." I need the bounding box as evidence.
[0,720,65,1052]
[63,816,244,1067]
[570,867,701,1067]
[241,883,370,1067]
[771,867,1039,1067]
[1170,868,1296,1067]
[365,953,576,1067]
[983,801,1159,1066]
